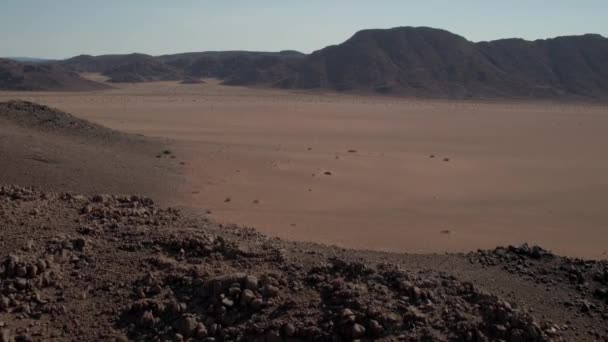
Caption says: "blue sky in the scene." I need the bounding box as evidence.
[1,0,606,59]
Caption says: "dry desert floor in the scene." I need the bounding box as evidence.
[2,80,608,259]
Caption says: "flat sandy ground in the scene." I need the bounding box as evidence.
[2,80,608,259]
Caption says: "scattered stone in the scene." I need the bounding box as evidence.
[262,285,279,298]
[283,323,296,337]
[0,329,11,342]
[0,186,595,341]
[349,323,366,339]
[368,319,383,336]
[139,311,156,328]
[174,315,198,337]
[244,275,258,290]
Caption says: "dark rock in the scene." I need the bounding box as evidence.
[262,285,279,298]
[138,311,156,328]
[348,323,366,339]
[244,275,258,290]
[174,315,198,337]
[283,323,296,337]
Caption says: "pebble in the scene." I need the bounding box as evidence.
[174,315,198,337]
[263,285,279,298]
[350,323,366,338]
[240,289,255,305]
[244,275,259,290]
[368,319,383,335]
[250,298,263,310]
[341,308,356,323]
[221,297,234,308]
[283,323,296,337]
[0,329,11,342]
[139,311,156,328]
[16,266,27,278]
[195,323,208,338]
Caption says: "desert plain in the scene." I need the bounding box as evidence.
[2,79,607,259]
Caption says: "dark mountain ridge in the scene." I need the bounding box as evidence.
[5,26,608,98]
[0,58,109,91]
[274,27,608,99]
[61,51,306,84]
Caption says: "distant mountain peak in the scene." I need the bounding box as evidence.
[4,26,608,99]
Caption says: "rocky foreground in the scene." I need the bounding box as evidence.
[0,186,606,341]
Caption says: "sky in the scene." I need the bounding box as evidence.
[1,0,607,59]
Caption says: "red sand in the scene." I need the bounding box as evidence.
[3,80,607,259]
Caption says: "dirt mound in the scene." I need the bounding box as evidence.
[0,59,109,91]
[1,185,606,340]
[469,245,608,315]
[0,102,183,200]
[0,101,121,138]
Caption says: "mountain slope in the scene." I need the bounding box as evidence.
[62,53,155,73]
[18,26,608,98]
[274,27,608,99]
[103,58,182,83]
[0,59,109,91]
[278,27,507,96]
[62,51,305,84]
[0,100,181,197]
[478,34,608,98]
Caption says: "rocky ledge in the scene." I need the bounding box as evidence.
[0,186,606,341]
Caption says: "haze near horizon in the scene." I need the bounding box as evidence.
[1,0,607,59]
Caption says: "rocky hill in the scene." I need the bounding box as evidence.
[1,185,607,341]
[273,27,608,99]
[0,59,109,91]
[103,59,182,83]
[477,34,608,98]
[62,54,182,83]
[0,101,120,138]
[62,51,305,84]
[61,53,155,73]
[0,101,182,198]
[7,26,608,98]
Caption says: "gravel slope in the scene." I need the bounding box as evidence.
[0,185,606,341]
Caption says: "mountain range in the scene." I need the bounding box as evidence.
[3,26,608,99]
[0,58,109,91]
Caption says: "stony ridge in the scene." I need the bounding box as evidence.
[0,101,130,142]
[0,185,587,341]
